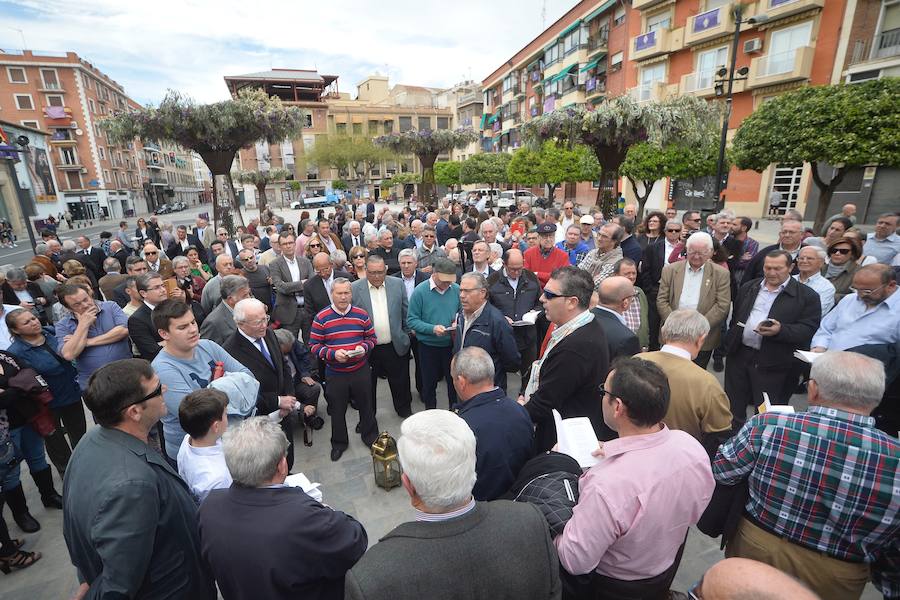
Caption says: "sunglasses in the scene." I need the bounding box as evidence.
[850,283,889,296]
[665,229,682,233]
[145,251,158,256]
[542,289,571,301]
[121,382,164,413]
[828,247,851,255]
[308,243,322,248]
[351,254,366,259]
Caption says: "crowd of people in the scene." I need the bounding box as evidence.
[0,196,897,600]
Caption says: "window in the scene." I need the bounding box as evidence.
[66,172,82,190]
[418,116,431,130]
[611,52,624,68]
[436,116,449,129]
[304,113,313,128]
[6,67,26,83]
[705,0,731,8]
[399,116,412,132]
[613,6,626,27]
[61,147,78,165]
[335,122,347,134]
[20,120,39,129]
[46,94,64,107]
[696,46,728,89]
[368,120,379,134]
[98,147,106,160]
[352,122,362,135]
[639,63,666,101]
[646,11,672,32]
[104,170,110,181]
[564,29,581,54]
[40,68,60,89]
[384,120,394,134]
[89,99,96,113]
[14,94,34,110]
[767,21,812,75]
[546,43,560,66]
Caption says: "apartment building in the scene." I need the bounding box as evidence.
[481,0,633,204]
[0,120,59,236]
[436,80,484,163]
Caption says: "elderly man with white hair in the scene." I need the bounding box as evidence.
[793,245,835,315]
[656,231,731,369]
[714,351,900,600]
[198,417,367,600]
[341,219,365,252]
[345,410,560,600]
[641,309,733,456]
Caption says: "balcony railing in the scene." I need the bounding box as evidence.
[50,130,77,144]
[632,27,684,61]
[629,81,668,103]
[849,27,900,65]
[765,0,825,23]
[748,45,815,88]
[143,141,161,152]
[633,0,668,9]
[588,29,609,54]
[585,76,607,96]
[685,5,736,46]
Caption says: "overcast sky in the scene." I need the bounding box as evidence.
[2,0,575,105]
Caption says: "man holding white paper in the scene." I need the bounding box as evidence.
[555,357,714,599]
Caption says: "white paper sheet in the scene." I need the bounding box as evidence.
[284,472,323,503]
[553,409,600,469]
[793,350,821,364]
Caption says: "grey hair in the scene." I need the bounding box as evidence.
[479,220,496,234]
[61,239,77,252]
[232,297,265,323]
[220,275,249,301]
[397,410,477,511]
[460,272,487,290]
[450,347,495,384]
[347,220,360,229]
[686,231,714,252]
[714,212,731,223]
[659,309,710,344]
[332,277,351,292]
[488,242,502,257]
[810,351,885,411]
[102,257,121,273]
[35,242,48,255]
[330,249,347,266]
[215,253,233,269]
[799,246,827,261]
[5,267,26,282]
[171,255,190,269]
[272,327,296,348]
[603,223,625,244]
[398,248,417,260]
[223,417,288,487]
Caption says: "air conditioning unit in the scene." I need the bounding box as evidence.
[744,38,763,54]
[80,167,88,174]
[70,121,78,129]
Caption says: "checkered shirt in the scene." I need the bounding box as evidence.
[622,295,641,335]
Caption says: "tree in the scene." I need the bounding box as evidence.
[521,94,721,215]
[102,88,305,233]
[460,152,511,188]
[234,168,290,216]
[306,135,394,198]
[332,179,348,191]
[620,138,719,219]
[508,142,600,201]
[731,79,900,232]
[375,129,479,201]
[433,161,462,193]
[382,173,420,199]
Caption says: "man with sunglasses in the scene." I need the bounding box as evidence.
[639,221,682,350]
[63,359,216,600]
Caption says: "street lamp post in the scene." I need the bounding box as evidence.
[713,5,767,213]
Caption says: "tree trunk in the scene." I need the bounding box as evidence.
[417,153,438,203]
[198,150,243,235]
[628,178,655,223]
[547,183,557,204]
[223,171,245,234]
[256,182,268,217]
[809,162,847,233]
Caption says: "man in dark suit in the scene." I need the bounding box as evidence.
[269,231,315,340]
[305,253,352,321]
[341,220,365,253]
[351,255,413,417]
[108,240,132,273]
[165,225,205,260]
[127,272,169,361]
[725,250,821,432]
[639,222,682,350]
[223,298,301,469]
[521,266,610,451]
[76,235,106,279]
[199,417,367,600]
[207,229,240,264]
[592,276,641,362]
[460,239,496,280]
[199,275,251,345]
[373,229,402,276]
[345,410,560,600]
[741,219,803,284]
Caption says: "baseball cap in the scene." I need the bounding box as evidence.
[579,215,594,225]
[536,223,557,235]
[432,258,458,283]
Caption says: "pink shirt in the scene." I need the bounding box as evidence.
[295,233,311,259]
[555,425,714,580]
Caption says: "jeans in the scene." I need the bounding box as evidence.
[3,426,47,489]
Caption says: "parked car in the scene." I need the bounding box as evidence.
[153,204,171,215]
[497,191,518,209]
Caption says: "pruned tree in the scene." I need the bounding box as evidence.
[375,129,479,201]
[306,135,394,198]
[234,168,290,216]
[732,78,900,232]
[521,94,721,215]
[620,138,719,219]
[433,161,462,193]
[508,142,600,202]
[460,152,511,189]
[102,88,306,233]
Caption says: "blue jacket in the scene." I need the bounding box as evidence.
[8,327,81,408]
[555,240,591,265]
[453,302,520,392]
[455,387,534,501]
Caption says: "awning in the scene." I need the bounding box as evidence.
[558,20,582,39]
[487,114,499,124]
[583,0,616,23]
[480,114,489,129]
[551,63,579,82]
[580,59,599,72]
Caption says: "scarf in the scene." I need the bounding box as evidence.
[825,261,847,279]
[523,309,595,401]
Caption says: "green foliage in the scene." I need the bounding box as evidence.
[332,179,348,190]
[287,181,302,191]
[433,161,462,188]
[508,142,599,198]
[385,173,421,186]
[233,168,290,186]
[732,79,900,230]
[460,153,512,186]
[374,129,480,158]
[306,135,394,183]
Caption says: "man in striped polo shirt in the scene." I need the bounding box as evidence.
[309,277,379,461]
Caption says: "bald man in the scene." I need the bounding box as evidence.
[689,558,819,600]
[305,252,351,321]
[591,276,640,361]
[200,254,240,314]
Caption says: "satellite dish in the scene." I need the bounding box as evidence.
[75,129,83,136]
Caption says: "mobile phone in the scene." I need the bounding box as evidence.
[759,319,775,328]
[345,348,365,358]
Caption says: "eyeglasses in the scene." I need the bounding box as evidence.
[145,251,158,256]
[665,228,682,233]
[542,289,571,301]
[351,254,366,259]
[308,243,321,248]
[687,576,704,599]
[147,284,166,292]
[828,247,852,255]
[850,283,889,296]
[121,382,164,412]
[241,315,270,326]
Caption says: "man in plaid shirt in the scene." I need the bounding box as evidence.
[713,351,899,600]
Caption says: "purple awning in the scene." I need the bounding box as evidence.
[44,106,67,119]
[543,96,556,113]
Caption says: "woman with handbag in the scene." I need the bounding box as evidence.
[6,309,85,479]
[0,398,42,572]
[0,350,63,533]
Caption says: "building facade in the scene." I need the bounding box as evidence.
[0,120,60,237]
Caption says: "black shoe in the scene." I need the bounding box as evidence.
[32,467,63,510]
[2,485,40,533]
[11,512,40,534]
[355,423,361,434]
[40,493,63,510]
[330,448,344,462]
[713,357,725,372]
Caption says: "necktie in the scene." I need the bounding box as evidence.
[256,339,274,368]
[353,236,359,247]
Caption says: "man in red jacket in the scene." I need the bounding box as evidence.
[524,223,570,288]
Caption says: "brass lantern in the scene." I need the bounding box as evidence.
[371,431,402,490]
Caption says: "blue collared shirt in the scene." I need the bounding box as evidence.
[54,300,132,389]
[811,289,900,350]
[863,232,900,265]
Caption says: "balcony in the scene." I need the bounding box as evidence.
[632,27,684,62]
[680,72,747,98]
[457,92,482,107]
[633,0,668,9]
[629,81,669,104]
[685,5,735,46]
[585,76,607,98]
[57,160,84,171]
[149,174,168,186]
[43,106,73,123]
[747,45,814,88]
[39,82,65,92]
[142,141,161,152]
[587,30,609,56]
[50,130,77,146]
[849,28,900,66]
[763,0,825,23]
[146,158,164,170]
